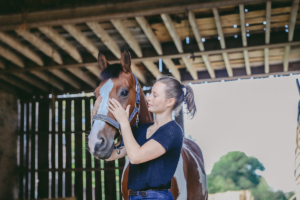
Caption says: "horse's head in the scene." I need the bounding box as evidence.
[88,49,139,159]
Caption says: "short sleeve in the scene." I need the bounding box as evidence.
[151,123,183,152]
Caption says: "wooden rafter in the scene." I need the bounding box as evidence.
[188,11,215,79]
[264,1,271,74]
[161,14,183,53]
[162,59,180,80]
[12,73,49,92]
[2,41,300,74]
[161,13,198,80]
[0,74,32,93]
[0,32,44,66]
[30,71,64,91]
[0,0,280,31]
[239,4,251,75]
[38,26,82,63]
[135,16,163,56]
[86,22,121,59]
[182,57,198,80]
[63,24,98,59]
[67,68,97,88]
[142,61,161,78]
[48,69,81,90]
[131,63,147,84]
[16,29,63,64]
[283,0,299,72]
[111,19,143,58]
[87,21,146,82]
[213,7,233,77]
[0,45,24,68]
[0,59,5,69]
[111,18,159,79]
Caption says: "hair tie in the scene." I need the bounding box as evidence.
[182,84,186,89]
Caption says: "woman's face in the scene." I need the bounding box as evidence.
[146,82,174,114]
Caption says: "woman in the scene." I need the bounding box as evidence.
[106,75,196,200]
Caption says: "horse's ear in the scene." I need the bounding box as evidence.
[98,51,109,71]
[120,49,131,73]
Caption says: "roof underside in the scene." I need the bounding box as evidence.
[0,0,299,97]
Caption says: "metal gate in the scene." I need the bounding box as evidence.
[17,96,126,200]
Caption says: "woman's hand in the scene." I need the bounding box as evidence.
[107,98,131,126]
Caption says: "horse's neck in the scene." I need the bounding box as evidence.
[138,86,154,124]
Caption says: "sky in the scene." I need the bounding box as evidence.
[183,73,300,193]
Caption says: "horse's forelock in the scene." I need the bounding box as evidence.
[99,64,124,82]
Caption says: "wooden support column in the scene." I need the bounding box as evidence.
[213,7,233,77]
[239,5,252,75]
[283,0,299,72]
[161,13,197,80]
[188,11,215,79]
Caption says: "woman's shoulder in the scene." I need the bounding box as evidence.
[163,120,184,136]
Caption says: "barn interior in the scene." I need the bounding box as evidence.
[0,0,299,199]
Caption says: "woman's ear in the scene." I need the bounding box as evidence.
[167,98,176,108]
[98,51,109,71]
[120,48,131,73]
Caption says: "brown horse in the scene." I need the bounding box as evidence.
[88,49,208,200]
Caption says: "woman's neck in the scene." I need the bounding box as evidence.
[153,110,173,128]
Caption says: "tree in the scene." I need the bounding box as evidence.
[207,151,265,194]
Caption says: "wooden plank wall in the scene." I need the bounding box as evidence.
[17,97,126,200]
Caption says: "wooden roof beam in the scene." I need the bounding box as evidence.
[239,4,251,75]
[111,19,159,79]
[62,24,98,59]
[16,29,63,64]
[182,57,198,80]
[284,0,299,72]
[30,71,64,91]
[0,45,24,68]
[48,69,81,90]
[264,1,271,74]
[0,32,44,66]
[38,26,82,63]
[67,68,97,88]
[0,59,4,69]
[161,13,197,80]
[87,22,121,59]
[111,19,143,58]
[131,63,147,84]
[3,41,300,73]
[135,16,163,56]
[12,73,49,92]
[162,59,180,80]
[213,7,233,77]
[87,21,146,82]
[0,74,32,93]
[188,11,215,79]
[161,14,183,54]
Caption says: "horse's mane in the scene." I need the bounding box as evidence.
[99,64,125,81]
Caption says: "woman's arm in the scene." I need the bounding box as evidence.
[105,147,127,161]
[120,123,166,164]
[107,98,166,164]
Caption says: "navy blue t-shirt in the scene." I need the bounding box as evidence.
[127,120,183,191]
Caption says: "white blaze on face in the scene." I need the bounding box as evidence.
[88,79,114,154]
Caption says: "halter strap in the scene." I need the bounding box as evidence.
[91,73,140,150]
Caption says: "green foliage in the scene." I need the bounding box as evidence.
[207,151,265,194]
[207,151,295,200]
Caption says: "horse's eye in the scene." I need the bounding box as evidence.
[121,90,129,97]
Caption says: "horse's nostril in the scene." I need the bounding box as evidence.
[94,138,105,152]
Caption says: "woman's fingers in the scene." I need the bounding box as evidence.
[109,98,119,108]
